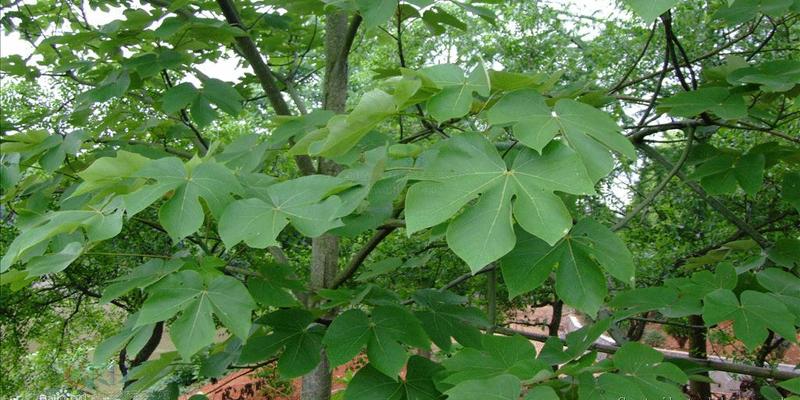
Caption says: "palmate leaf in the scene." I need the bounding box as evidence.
[125,157,243,242]
[423,63,489,122]
[239,308,323,378]
[443,374,521,400]
[703,288,798,349]
[658,87,747,120]
[440,334,546,386]
[486,90,635,181]
[322,305,430,378]
[411,289,488,352]
[580,342,687,400]
[343,356,443,400]
[136,270,255,360]
[405,132,595,271]
[500,219,634,317]
[1,200,124,272]
[219,174,351,249]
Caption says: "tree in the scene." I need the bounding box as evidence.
[1,0,799,399]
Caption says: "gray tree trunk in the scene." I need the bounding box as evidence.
[301,9,351,400]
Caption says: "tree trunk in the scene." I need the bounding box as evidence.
[301,9,351,400]
[548,300,563,337]
[688,314,711,399]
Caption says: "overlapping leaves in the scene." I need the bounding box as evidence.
[219,175,349,249]
[579,342,687,400]
[501,219,635,317]
[405,132,595,271]
[124,157,242,242]
[323,305,430,378]
[239,309,324,378]
[136,270,255,360]
[486,89,636,181]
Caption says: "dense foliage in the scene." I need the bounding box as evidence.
[1,0,799,399]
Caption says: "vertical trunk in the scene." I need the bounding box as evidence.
[301,10,350,400]
[548,300,563,337]
[687,314,711,399]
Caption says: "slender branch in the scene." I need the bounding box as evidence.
[331,226,397,289]
[214,0,315,175]
[608,21,657,94]
[613,128,695,231]
[638,143,772,248]
[495,326,800,380]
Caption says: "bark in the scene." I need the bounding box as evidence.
[301,10,352,400]
[687,314,711,399]
[548,300,563,337]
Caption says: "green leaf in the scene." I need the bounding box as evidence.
[734,152,765,195]
[500,228,559,299]
[130,158,242,242]
[425,63,489,122]
[243,309,322,378]
[24,242,82,277]
[161,82,199,114]
[585,342,688,400]
[322,309,371,367]
[343,356,443,400]
[291,89,396,158]
[443,374,521,400]
[767,239,800,269]
[412,289,488,351]
[216,134,271,173]
[207,275,256,339]
[1,205,124,272]
[779,377,800,394]
[441,334,543,385]
[610,287,679,318]
[556,239,607,318]
[658,87,747,120]
[101,259,183,304]
[486,90,560,153]
[405,133,593,271]
[757,268,800,321]
[74,150,151,196]
[137,271,254,358]
[728,59,800,92]
[500,219,632,315]
[356,0,396,29]
[489,94,634,180]
[219,175,348,248]
[201,78,243,115]
[190,95,218,128]
[356,257,403,281]
[123,352,178,396]
[524,386,559,400]
[703,289,797,349]
[171,295,216,360]
[345,364,405,400]
[783,172,800,212]
[623,0,679,20]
